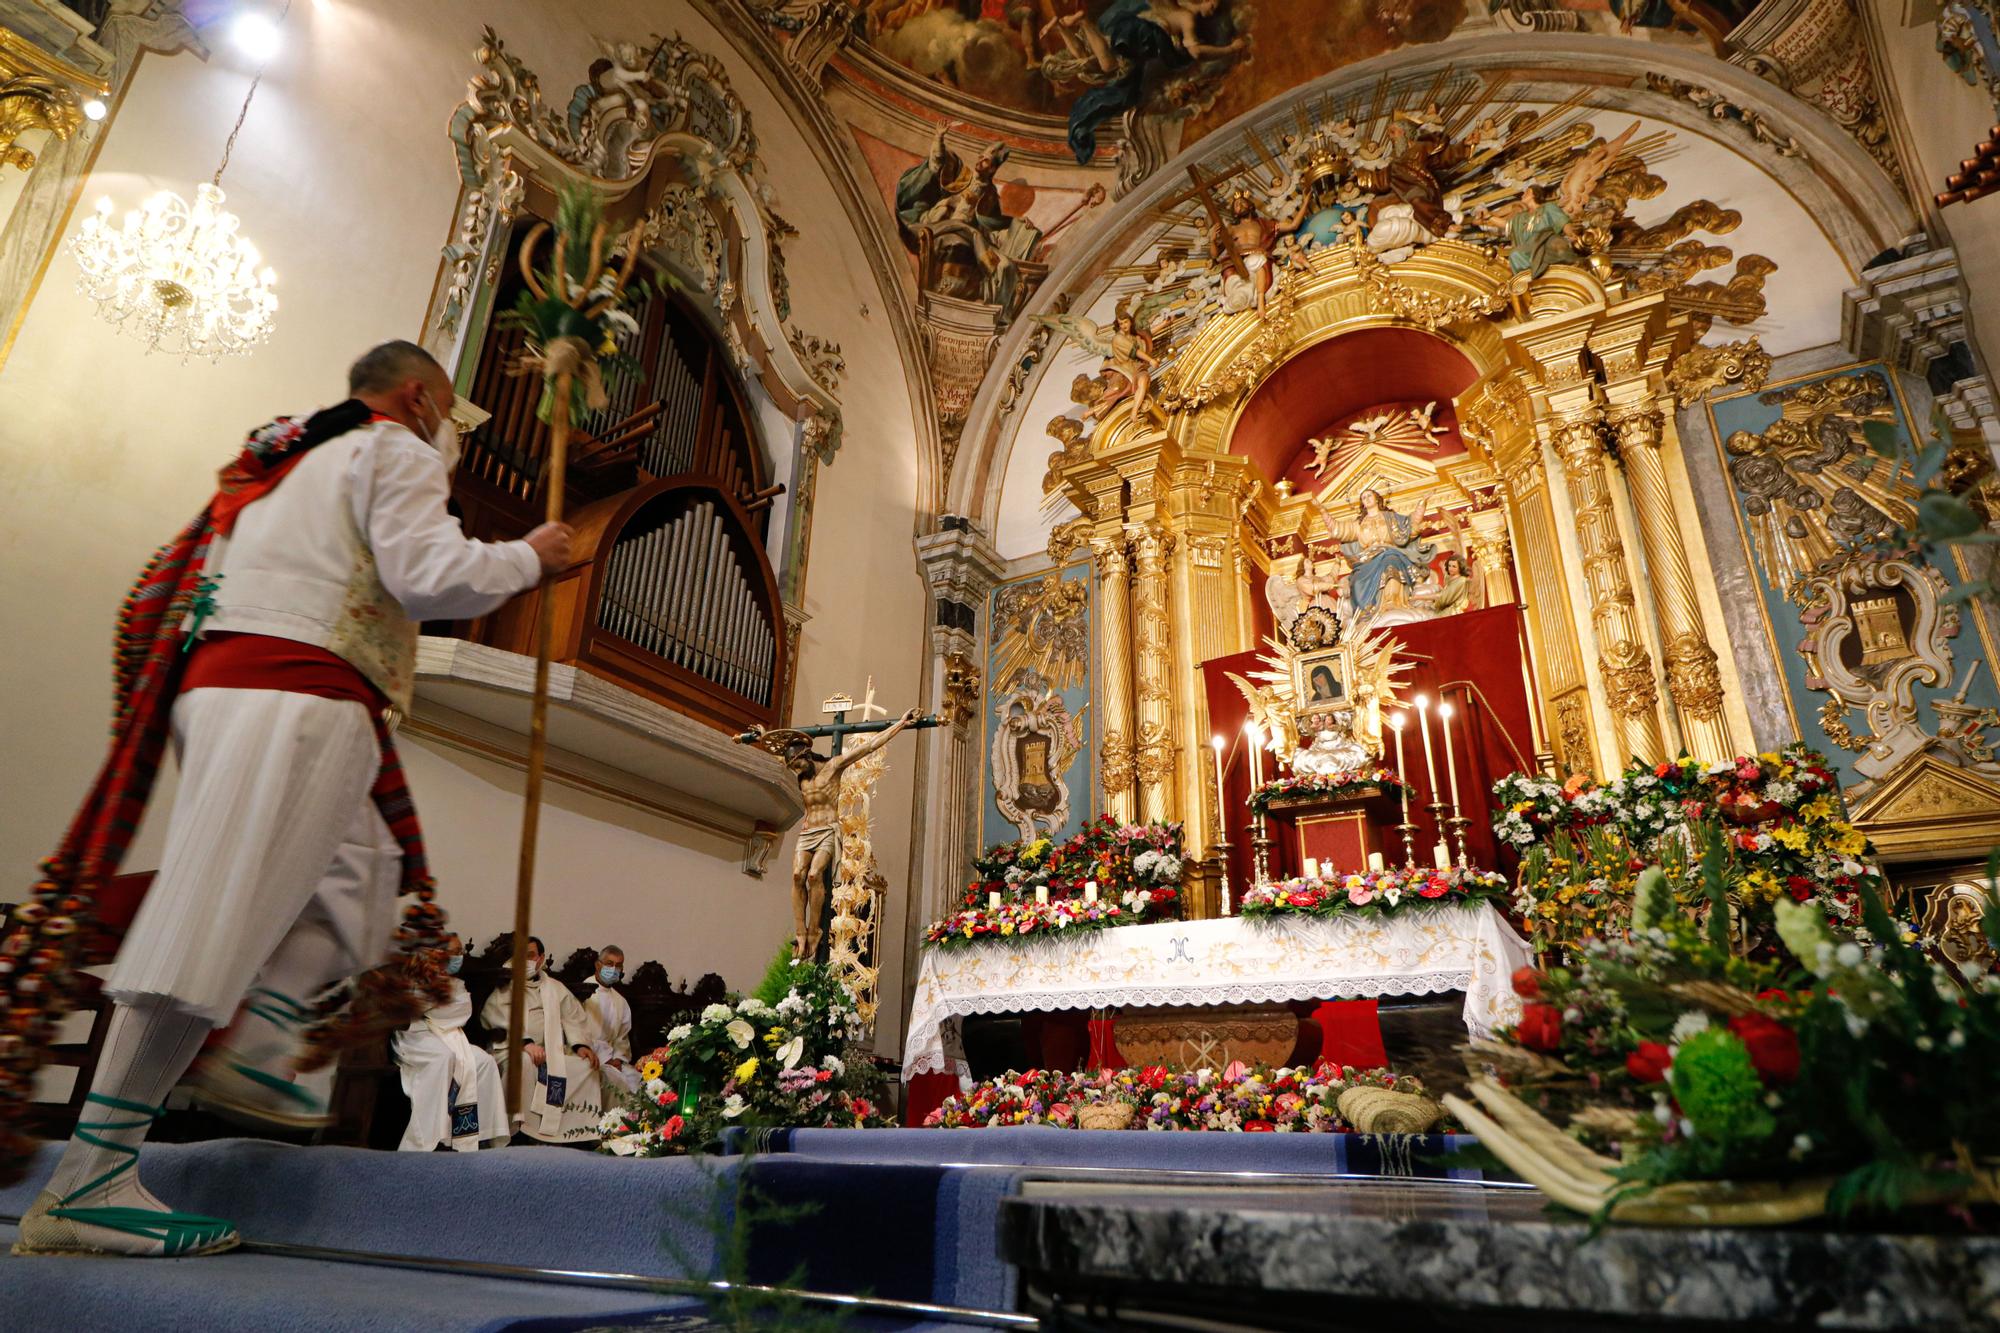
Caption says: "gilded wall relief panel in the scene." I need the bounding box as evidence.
[1707,363,2000,794]
[983,560,1097,847]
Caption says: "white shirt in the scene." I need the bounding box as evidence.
[202,416,540,643]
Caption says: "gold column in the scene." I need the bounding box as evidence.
[1552,413,1666,766]
[1608,405,1731,760]
[1093,533,1136,821]
[1463,381,1593,775]
[1130,522,1178,823]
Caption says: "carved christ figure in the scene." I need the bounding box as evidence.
[783,709,921,961]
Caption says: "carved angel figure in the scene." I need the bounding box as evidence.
[1033,307,1161,422]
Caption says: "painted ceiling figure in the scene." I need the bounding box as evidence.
[1314,487,1438,616]
[896,128,1024,310]
[1061,0,1247,165]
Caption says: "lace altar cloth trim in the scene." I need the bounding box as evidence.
[901,904,1532,1079]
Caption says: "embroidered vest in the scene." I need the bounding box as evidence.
[326,539,419,715]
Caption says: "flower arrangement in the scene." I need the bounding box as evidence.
[1454,854,2000,1223]
[923,1062,1427,1132]
[921,894,1131,951]
[597,959,891,1156]
[1239,865,1509,921]
[1246,768,1410,816]
[1496,746,1886,959]
[932,817,1185,950]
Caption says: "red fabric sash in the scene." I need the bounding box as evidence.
[182,633,388,709]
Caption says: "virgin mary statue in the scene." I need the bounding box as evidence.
[1314,487,1435,617]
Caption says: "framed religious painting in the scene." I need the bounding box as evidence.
[1292,646,1350,728]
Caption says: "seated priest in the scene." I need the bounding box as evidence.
[481,936,602,1146]
[582,945,640,1097]
[393,934,507,1152]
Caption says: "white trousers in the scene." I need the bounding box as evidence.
[108,688,398,1025]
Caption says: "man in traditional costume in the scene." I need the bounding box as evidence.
[8,341,567,1257]
[582,945,639,1097]
[394,935,508,1152]
[482,936,604,1146]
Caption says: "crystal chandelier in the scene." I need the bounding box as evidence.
[68,9,287,359]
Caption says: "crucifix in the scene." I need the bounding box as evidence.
[735,679,942,959]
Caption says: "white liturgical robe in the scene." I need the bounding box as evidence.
[483,973,603,1144]
[584,985,640,1096]
[395,978,507,1151]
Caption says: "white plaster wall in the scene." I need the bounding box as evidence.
[0,1,926,1027]
[1868,0,2000,371]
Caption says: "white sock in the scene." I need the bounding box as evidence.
[46,1000,212,1204]
[215,907,349,1070]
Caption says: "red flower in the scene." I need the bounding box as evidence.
[1243,1121,1275,1132]
[1511,967,1543,1000]
[1515,1003,1564,1053]
[1625,1041,1672,1084]
[1787,876,1813,902]
[662,1114,685,1141]
[1727,1013,1799,1084]
[1139,1065,1169,1090]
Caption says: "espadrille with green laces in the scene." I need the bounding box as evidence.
[12,1094,239,1258]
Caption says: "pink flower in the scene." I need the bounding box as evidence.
[1348,882,1376,905]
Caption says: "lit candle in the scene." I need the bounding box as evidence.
[1414,693,1440,800]
[1439,701,1462,815]
[1433,841,1451,870]
[988,890,1002,912]
[1304,857,1320,880]
[1389,711,1407,779]
[1084,880,1099,903]
[1035,885,1049,905]
[1244,720,1264,787]
[1367,851,1385,873]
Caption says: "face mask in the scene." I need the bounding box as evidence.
[416,388,462,474]
[599,966,621,984]
[526,960,541,980]
[445,954,463,975]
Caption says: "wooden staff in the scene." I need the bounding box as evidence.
[503,212,642,1121]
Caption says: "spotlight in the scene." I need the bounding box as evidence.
[231,11,283,61]
[82,98,108,121]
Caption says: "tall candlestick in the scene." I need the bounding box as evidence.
[1245,721,1264,787]
[1388,712,1417,868]
[1414,693,1441,801]
[1439,700,1462,815]
[1209,734,1233,918]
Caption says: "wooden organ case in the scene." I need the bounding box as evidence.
[443,262,787,734]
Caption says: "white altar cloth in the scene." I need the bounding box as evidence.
[901,903,1532,1079]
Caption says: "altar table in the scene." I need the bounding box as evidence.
[901,904,1532,1080]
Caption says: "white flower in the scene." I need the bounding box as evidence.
[643,1078,668,1099]
[1670,1011,1711,1044]
[1677,1117,1696,1139]
[777,1036,805,1069]
[721,1094,747,1119]
[737,997,772,1017]
[1949,1029,1967,1049]
[599,1109,631,1133]
[605,1132,649,1156]
[667,1024,693,1043]
[1835,942,1863,968]
[821,1055,845,1076]
[725,1018,756,1049]
[1790,1133,1813,1160]
[1653,1098,1674,1126]
[701,1004,733,1023]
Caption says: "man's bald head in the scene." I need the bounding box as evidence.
[348,339,453,440]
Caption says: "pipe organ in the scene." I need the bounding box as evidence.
[597,494,777,708]
[446,254,787,733]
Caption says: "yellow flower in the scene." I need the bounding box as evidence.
[639,1060,663,1082]
[734,1057,759,1084]
[1802,796,1837,823]
[1740,868,1783,904]
[1770,824,1809,852]
[1758,751,1780,765]
[1829,825,1867,856]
